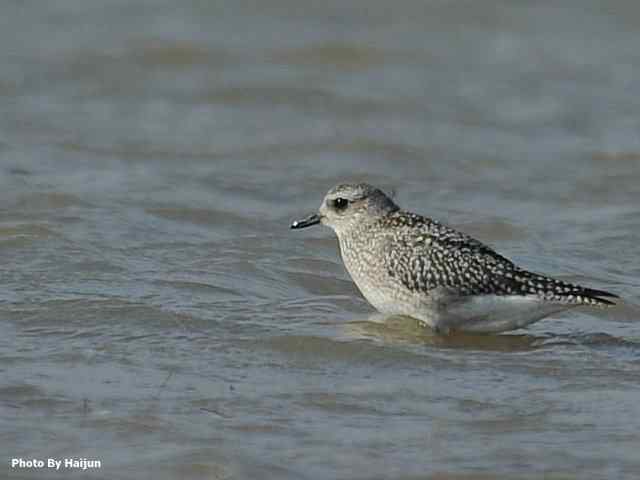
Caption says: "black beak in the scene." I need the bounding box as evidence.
[291,213,321,229]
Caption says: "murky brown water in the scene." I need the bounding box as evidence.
[2,1,640,479]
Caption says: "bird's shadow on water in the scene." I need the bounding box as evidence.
[342,314,639,352]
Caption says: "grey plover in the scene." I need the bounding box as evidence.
[291,183,618,333]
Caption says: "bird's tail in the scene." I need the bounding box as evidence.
[574,286,619,306]
[512,270,619,306]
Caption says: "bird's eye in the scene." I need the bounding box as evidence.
[333,197,349,210]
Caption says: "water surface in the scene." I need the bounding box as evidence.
[1,1,640,479]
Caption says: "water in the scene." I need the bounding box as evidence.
[2,1,640,478]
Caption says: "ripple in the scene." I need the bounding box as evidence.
[271,42,390,70]
[0,223,56,244]
[153,279,240,298]
[260,333,453,370]
[541,332,640,349]
[146,207,250,228]
[14,192,88,210]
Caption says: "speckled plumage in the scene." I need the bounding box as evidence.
[291,183,618,333]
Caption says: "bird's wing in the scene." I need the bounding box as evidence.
[382,215,618,306]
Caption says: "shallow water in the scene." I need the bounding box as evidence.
[2,1,640,479]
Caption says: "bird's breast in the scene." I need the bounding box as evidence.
[338,233,418,315]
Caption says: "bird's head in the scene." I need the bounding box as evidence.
[291,183,398,235]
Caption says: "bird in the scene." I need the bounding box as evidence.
[291,182,618,334]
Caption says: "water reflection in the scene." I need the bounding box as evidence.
[342,314,544,351]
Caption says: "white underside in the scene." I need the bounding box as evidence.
[445,295,575,333]
[367,291,576,334]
